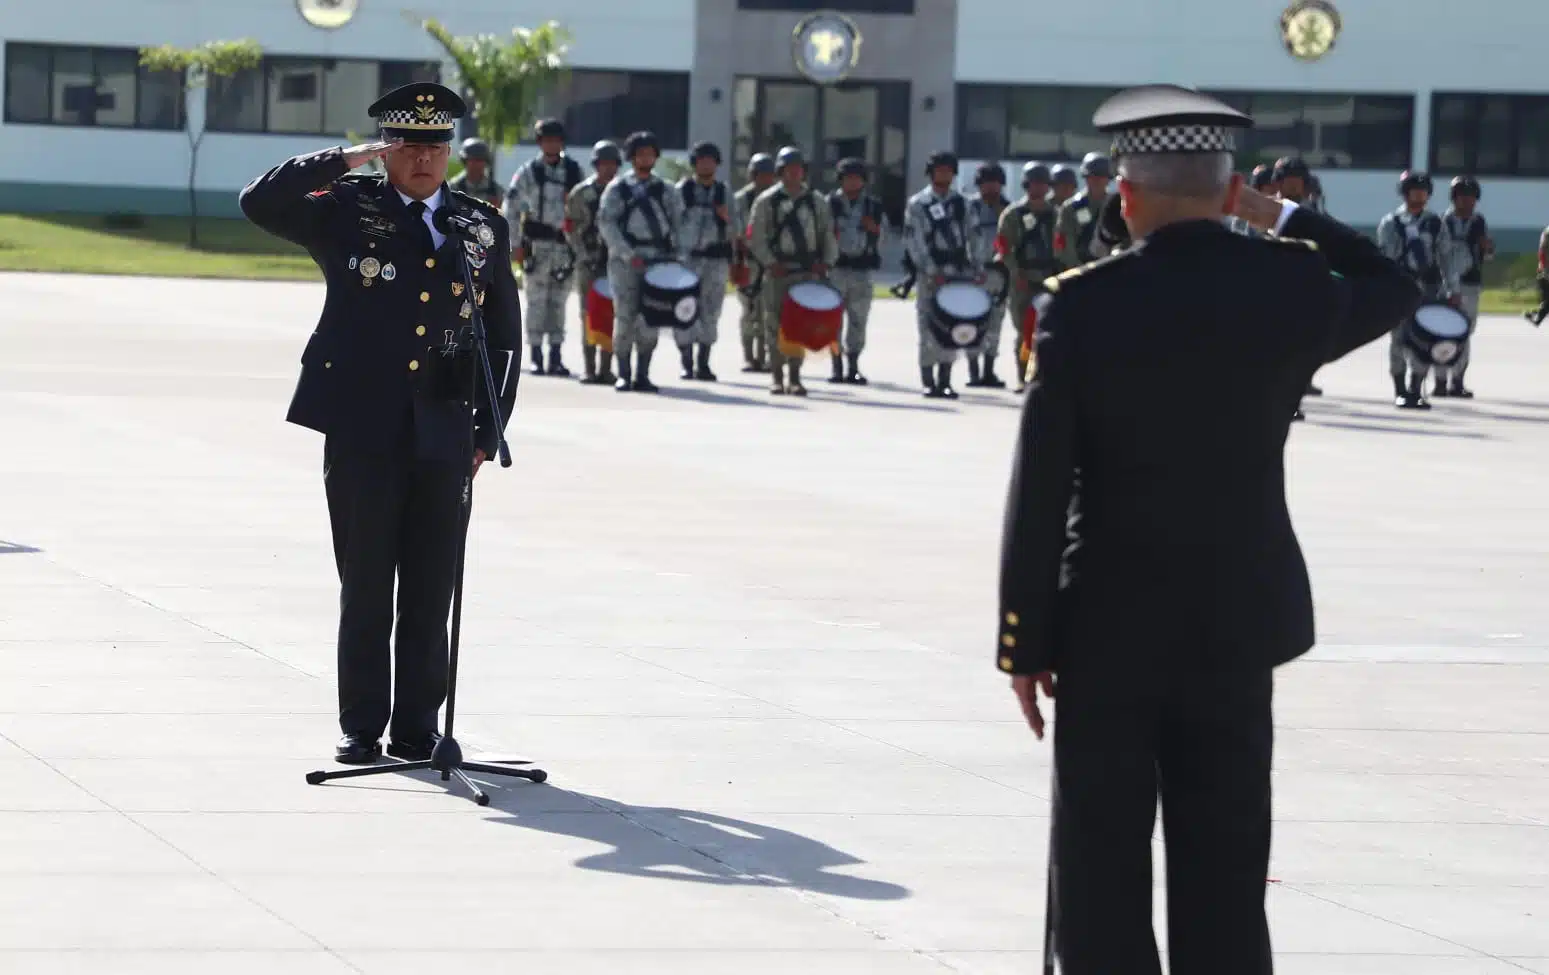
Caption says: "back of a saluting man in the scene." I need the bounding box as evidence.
[995,86,1420,975]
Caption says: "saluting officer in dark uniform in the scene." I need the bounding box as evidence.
[239,82,522,766]
[995,86,1419,975]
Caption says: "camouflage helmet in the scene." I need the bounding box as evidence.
[1021,161,1052,186]
[624,130,661,160]
[1399,170,1434,197]
[836,157,868,179]
[925,149,959,177]
[776,145,806,171]
[1079,151,1113,178]
[1450,174,1481,200]
[689,141,722,164]
[533,118,565,141]
[747,153,776,177]
[1049,164,1078,187]
[458,138,491,162]
[590,140,622,166]
[975,161,1008,185]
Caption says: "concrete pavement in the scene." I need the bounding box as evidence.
[0,271,1546,973]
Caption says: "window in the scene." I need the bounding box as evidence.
[1208,90,1413,170]
[1431,93,1549,178]
[956,84,1116,162]
[737,0,914,11]
[3,42,184,129]
[206,57,439,136]
[530,70,690,148]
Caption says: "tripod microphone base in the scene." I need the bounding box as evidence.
[304,735,547,806]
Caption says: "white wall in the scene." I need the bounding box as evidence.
[0,0,695,194]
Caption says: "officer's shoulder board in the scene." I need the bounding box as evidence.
[309,172,377,199]
[1257,234,1319,252]
[1039,244,1141,294]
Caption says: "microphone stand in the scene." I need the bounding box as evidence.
[306,219,546,807]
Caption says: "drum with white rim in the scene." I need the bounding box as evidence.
[640,260,701,329]
[781,279,844,351]
[929,281,994,349]
[1402,301,1471,367]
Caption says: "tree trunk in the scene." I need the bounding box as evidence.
[188,132,201,249]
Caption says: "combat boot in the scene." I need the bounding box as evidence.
[965,356,984,387]
[922,366,941,398]
[980,355,1005,388]
[1432,377,1450,398]
[1391,372,1408,407]
[936,362,959,399]
[579,345,601,384]
[529,345,546,376]
[751,335,767,372]
[1449,376,1474,399]
[632,347,659,393]
[694,343,717,381]
[741,337,759,372]
[1398,374,1430,410]
[679,345,695,380]
[597,348,616,384]
[787,360,807,397]
[546,345,570,378]
[845,353,867,385]
[771,359,788,394]
[613,352,633,392]
[828,353,845,384]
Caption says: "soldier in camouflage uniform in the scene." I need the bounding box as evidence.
[1054,152,1112,270]
[504,118,583,376]
[966,161,1011,388]
[564,140,622,385]
[747,146,836,396]
[905,149,977,399]
[597,130,686,393]
[448,138,501,207]
[826,157,883,384]
[733,154,777,372]
[995,162,1060,393]
[675,141,733,382]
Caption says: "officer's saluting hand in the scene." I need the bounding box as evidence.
[239,82,522,770]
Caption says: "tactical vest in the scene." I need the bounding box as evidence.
[579,183,609,266]
[1400,211,1446,290]
[1446,212,1487,286]
[679,179,731,258]
[767,190,822,267]
[1015,204,1058,270]
[1072,196,1103,258]
[922,194,969,268]
[829,191,882,271]
[523,156,583,240]
[620,179,673,251]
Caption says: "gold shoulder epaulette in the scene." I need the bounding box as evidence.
[1263,234,1319,252]
[1041,246,1139,293]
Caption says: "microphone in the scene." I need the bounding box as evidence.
[432,207,497,248]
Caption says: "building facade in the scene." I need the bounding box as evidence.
[4,0,1549,243]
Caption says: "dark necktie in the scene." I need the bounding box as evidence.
[406,200,436,255]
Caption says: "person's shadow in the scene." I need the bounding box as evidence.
[484,786,911,902]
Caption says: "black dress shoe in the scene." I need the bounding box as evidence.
[1305,383,1323,396]
[386,732,442,762]
[335,734,381,765]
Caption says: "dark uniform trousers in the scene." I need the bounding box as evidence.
[996,208,1421,975]
[239,145,522,744]
[324,433,462,741]
[1055,663,1273,974]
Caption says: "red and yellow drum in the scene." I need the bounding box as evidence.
[584,277,615,351]
[779,280,844,357]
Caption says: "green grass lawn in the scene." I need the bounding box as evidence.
[0,212,1540,314]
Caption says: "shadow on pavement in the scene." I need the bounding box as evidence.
[0,540,41,554]
[486,786,912,901]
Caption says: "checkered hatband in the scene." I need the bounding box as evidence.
[376,108,452,130]
[1112,124,1235,155]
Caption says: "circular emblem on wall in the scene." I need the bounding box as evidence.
[297,0,359,30]
[792,11,862,85]
[1280,0,1341,61]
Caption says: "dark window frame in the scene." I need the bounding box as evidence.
[203,55,440,137]
[736,0,914,11]
[3,40,185,130]
[956,83,1415,171]
[1430,91,1549,179]
[527,68,691,149]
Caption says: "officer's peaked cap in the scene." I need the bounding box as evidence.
[1094,85,1251,158]
[369,82,466,143]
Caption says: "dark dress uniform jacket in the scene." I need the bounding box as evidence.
[998,209,1420,680]
[238,147,521,462]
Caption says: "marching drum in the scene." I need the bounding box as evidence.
[780,280,844,352]
[640,261,701,329]
[983,263,1010,306]
[928,281,993,349]
[585,276,615,349]
[1402,301,1471,367]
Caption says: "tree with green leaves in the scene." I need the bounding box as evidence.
[139,39,263,247]
[422,19,570,151]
